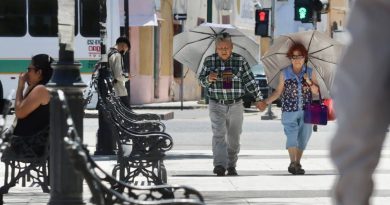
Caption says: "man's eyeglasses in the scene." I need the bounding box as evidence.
[291,55,304,60]
[217,47,231,51]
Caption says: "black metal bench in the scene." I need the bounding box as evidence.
[59,90,205,205]
[91,64,174,185]
[0,99,50,203]
[100,97,173,185]
[103,93,166,133]
[87,64,161,121]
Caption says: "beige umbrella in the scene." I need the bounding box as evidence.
[261,30,344,98]
[173,23,259,76]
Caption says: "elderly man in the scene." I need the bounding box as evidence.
[198,33,265,176]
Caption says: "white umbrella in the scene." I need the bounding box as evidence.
[261,30,344,98]
[173,23,259,76]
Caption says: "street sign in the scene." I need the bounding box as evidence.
[174,13,187,21]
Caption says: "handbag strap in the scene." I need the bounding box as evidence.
[304,65,323,104]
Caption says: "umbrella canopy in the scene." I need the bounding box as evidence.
[261,30,344,98]
[173,23,259,76]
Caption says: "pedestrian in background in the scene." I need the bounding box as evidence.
[330,0,390,204]
[198,33,265,176]
[108,37,131,107]
[259,42,319,175]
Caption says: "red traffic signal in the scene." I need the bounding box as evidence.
[255,9,269,24]
[255,9,270,37]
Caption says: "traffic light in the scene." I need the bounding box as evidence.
[294,0,313,23]
[255,9,270,37]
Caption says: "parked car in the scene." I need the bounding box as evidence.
[242,63,281,108]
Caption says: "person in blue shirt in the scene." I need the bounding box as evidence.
[259,43,319,175]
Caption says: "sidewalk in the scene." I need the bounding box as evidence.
[2,149,390,204]
[84,100,208,119]
[2,102,389,205]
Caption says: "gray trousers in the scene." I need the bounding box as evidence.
[209,100,243,168]
[330,1,390,204]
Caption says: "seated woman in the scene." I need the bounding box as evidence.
[2,54,53,159]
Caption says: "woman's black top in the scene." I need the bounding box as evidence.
[13,88,50,136]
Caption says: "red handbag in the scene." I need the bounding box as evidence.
[323,98,336,121]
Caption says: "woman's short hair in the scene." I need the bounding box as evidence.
[32,54,54,85]
[286,42,308,63]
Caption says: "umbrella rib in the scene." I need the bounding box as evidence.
[195,37,216,74]
[309,45,334,55]
[309,55,338,65]
[190,31,215,36]
[173,36,214,56]
[307,31,316,51]
[307,58,330,89]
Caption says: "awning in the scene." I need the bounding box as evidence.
[119,0,158,27]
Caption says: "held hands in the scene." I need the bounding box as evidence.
[208,72,218,83]
[256,101,268,112]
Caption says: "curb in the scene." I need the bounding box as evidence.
[84,110,175,120]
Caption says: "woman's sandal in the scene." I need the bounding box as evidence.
[288,162,305,175]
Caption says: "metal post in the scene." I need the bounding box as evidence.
[47,0,86,204]
[180,65,184,110]
[261,0,277,120]
[95,0,116,155]
[312,10,318,30]
[124,0,131,104]
[202,0,213,104]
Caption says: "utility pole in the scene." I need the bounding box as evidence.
[202,0,213,104]
[47,0,86,204]
[261,0,277,120]
[124,0,131,104]
[95,0,116,155]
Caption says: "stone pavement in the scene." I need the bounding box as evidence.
[1,101,390,205]
[2,148,390,204]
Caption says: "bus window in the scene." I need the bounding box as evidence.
[80,0,99,37]
[0,0,26,37]
[28,0,78,37]
[29,0,58,37]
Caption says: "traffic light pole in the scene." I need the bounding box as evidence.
[261,0,277,120]
[312,10,318,30]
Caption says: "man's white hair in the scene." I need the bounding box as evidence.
[215,32,232,46]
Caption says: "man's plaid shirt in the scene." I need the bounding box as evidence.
[198,53,262,102]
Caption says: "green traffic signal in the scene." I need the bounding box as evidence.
[298,7,308,20]
[294,0,313,23]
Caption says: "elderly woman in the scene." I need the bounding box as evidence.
[260,43,319,175]
[2,54,53,158]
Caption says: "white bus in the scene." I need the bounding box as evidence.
[0,0,121,108]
